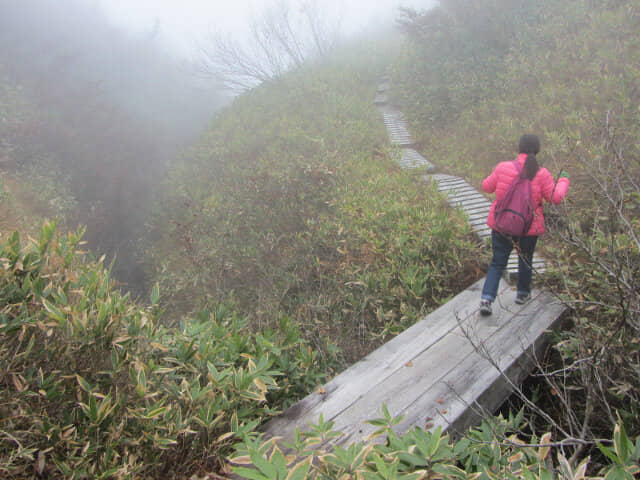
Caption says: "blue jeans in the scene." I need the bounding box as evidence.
[481,230,538,302]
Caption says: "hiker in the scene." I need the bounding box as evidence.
[479,134,570,316]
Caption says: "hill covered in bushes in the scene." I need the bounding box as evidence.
[1,0,639,478]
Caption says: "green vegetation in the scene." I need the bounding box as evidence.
[148,48,483,363]
[0,223,328,477]
[2,0,640,477]
[230,411,639,479]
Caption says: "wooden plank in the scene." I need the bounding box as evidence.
[437,183,469,193]
[458,203,491,215]
[432,174,459,181]
[438,186,470,194]
[435,178,467,187]
[474,228,492,239]
[447,193,487,204]
[466,213,490,224]
[324,301,517,445]
[469,219,488,228]
[262,279,508,441]
[439,181,478,193]
[307,289,565,448]
[449,198,487,208]
[400,294,564,438]
[374,94,388,105]
[440,185,479,198]
[447,191,486,201]
[398,149,435,172]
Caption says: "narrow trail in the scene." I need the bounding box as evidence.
[258,75,566,450]
[376,73,546,277]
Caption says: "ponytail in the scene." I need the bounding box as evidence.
[518,134,541,180]
[523,153,539,180]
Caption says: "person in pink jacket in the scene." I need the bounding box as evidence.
[479,134,570,316]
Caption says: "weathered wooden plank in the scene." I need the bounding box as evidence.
[469,219,489,229]
[435,178,468,187]
[474,228,493,239]
[466,213,490,224]
[444,190,480,200]
[441,186,477,195]
[448,198,488,209]
[261,279,506,441]
[374,94,388,105]
[447,193,488,205]
[324,300,517,445]
[295,289,565,448]
[396,149,436,172]
[438,185,470,194]
[411,295,561,440]
[446,190,485,200]
[459,203,492,214]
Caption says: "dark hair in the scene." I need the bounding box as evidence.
[518,134,540,180]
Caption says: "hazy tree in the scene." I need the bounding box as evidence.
[0,0,227,294]
[198,0,341,91]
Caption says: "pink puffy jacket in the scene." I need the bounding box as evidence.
[482,153,570,236]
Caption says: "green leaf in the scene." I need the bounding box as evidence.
[604,465,634,480]
[613,423,631,464]
[232,466,271,480]
[249,450,278,479]
[76,375,92,393]
[285,457,312,480]
[598,442,621,464]
[150,283,160,305]
[43,298,65,324]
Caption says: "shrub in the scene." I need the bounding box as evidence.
[229,408,640,479]
[0,222,328,478]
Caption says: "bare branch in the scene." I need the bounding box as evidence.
[196,0,341,92]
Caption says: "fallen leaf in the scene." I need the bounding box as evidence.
[436,397,443,404]
[405,361,413,367]
[440,409,447,414]
[317,388,327,395]
[36,450,46,476]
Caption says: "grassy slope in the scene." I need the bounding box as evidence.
[148,42,486,364]
[395,0,640,186]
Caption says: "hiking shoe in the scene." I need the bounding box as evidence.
[515,293,531,305]
[480,300,492,316]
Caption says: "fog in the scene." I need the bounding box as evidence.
[97,0,435,57]
[1,0,227,293]
[0,0,432,295]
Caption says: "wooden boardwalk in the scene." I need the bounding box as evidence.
[258,75,564,451]
[430,174,547,278]
[263,279,566,446]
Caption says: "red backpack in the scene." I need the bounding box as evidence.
[493,161,534,237]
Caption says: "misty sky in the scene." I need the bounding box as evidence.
[96,0,434,56]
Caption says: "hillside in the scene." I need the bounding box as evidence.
[1,0,639,478]
[147,43,485,364]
